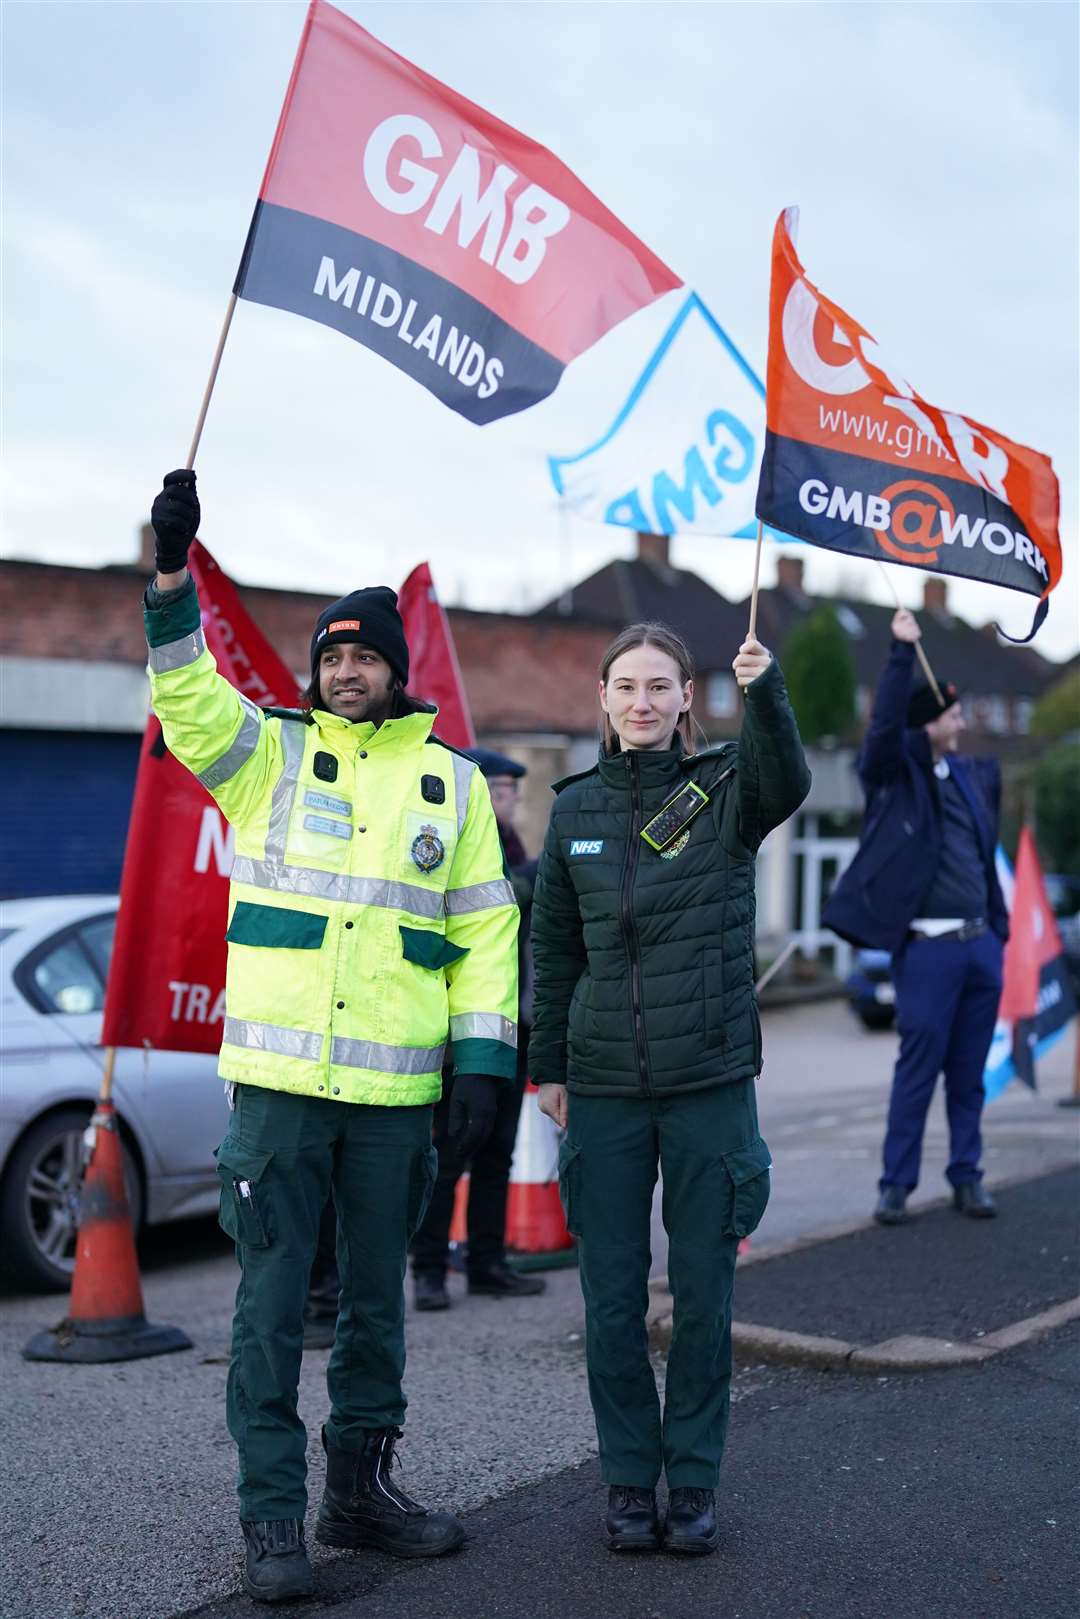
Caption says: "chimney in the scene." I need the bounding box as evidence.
[923,576,948,616]
[636,531,670,568]
[139,522,156,574]
[776,555,804,593]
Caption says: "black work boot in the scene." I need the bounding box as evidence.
[315,1426,465,1558]
[605,1486,660,1552]
[953,1181,997,1218]
[240,1518,315,1602]
[874,1185,911,1226]
[467,1260,546,1297]
[414,1273,451,1311]
[663,1487,720,1554]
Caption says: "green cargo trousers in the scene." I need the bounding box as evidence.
[216,1083,437,1521]
[559,1080,771,1489]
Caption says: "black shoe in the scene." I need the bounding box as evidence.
[953,1182,997,1218]
[240,1518,315,1603]
[315,1426,464,1558]
[414,1274,451,1311]
[467,1261,547,1297]
[874,1186,911,1226]
[303,1307,337,1350]
[663,1487,719,1555]
[605,1486,660,1552]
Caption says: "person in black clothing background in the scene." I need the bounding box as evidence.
[824,609,1007,1226]
[412,749,545,1309]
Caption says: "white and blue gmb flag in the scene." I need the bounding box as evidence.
[548,291,780,539]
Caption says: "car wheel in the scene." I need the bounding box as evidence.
[858,1007,896,1032]
[0,1107,144,1293]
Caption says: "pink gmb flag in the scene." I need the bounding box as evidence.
[234,0,680,422]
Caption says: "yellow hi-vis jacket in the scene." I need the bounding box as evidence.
[144,578,519,1105]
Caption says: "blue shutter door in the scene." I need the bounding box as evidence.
[0,731,141,898]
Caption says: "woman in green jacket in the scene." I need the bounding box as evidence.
[529,622,809,1554]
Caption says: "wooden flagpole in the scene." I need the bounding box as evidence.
[747,519,765,641]
[875,560,945,707]
[185,294,239,469]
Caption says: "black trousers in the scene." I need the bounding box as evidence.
[411,1072,527,1279]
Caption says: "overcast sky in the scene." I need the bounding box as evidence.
[4,0,1078,661]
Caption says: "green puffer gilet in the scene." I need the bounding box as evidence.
[528,660,810,1097]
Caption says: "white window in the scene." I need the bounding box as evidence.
[705,672,738,718]
[1013,699,1034,736]
[985,697,1009,735]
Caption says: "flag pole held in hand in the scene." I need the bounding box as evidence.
[747,519,765,641]
[875,561,945,707]
[185,294,239,469]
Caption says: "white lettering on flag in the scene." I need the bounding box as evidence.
[549,292,791,541]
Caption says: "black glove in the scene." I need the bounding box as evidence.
[448,1074,498,1160]
[150,469,200,575]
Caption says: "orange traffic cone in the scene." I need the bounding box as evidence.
[504,1083,575,1266]
[448,1084,576,1269]
[22,1095,191,1364]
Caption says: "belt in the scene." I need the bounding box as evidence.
[908,918,988,943]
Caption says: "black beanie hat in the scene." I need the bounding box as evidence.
[907,680,958,729]
[310,588,409,685]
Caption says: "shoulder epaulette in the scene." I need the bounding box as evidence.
[550,763,600,795]
[262,706,313,724]
[425,733,478,764]
[681,741,737,767]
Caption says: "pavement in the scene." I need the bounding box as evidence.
[649,1165,1080,1371]
[3,1001,1077,1619]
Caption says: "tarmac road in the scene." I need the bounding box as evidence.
[2,1000,1076,1619]
[181,1320,1080,1619]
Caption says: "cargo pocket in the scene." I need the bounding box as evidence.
[557,1139,583,1238]
[720,1137,772,1239]
[406,1144,439,1240]
[215,1141,275,1248]
[400,926,470,971]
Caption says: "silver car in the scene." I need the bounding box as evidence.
[0,895,226,1291]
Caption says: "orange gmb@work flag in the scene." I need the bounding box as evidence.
[755,208,1061,642]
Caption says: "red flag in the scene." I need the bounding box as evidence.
[233,0,679,423]
[101,544,299,1054]
[756,209,1061,641]
[399,562,476,750]
[995,826,1077,1090]
[999,827,1068,1023]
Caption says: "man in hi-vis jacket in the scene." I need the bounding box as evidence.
[144,471,518,1603]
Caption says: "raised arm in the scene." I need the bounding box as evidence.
[731,639,811,849]
[143,471,281,828]
[858,611,919,788]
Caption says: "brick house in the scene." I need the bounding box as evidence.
[0,531,1066,967]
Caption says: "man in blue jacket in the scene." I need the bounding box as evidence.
[823,610,1007,1225]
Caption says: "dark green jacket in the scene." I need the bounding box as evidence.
[528,661,810,1098]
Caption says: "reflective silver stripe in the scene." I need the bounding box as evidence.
[445,879,516,915]
[449,1013,518,1049]
[230,857,446,919]
[331,1036,446,1074]
[304,790,351,817]
[147,627,206,674]
[450,753,476,836]
[199,695,263,790]
[304,814,352,841]
[222,1016,323,1062]
[265,720,306,861]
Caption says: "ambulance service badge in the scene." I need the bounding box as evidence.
[411,824,446,873]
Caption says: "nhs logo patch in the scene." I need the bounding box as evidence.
[570,840,604,856]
